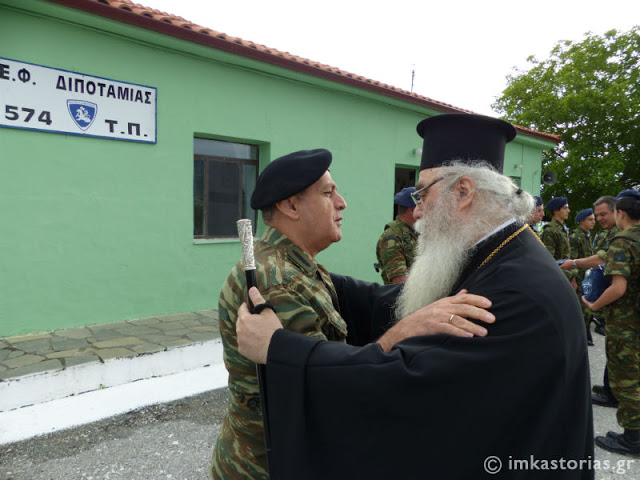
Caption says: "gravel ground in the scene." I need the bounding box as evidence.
[0,325,638,479]
[0,389,228,480]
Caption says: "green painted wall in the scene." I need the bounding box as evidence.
[0,1,556,337]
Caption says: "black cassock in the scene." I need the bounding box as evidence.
[264,223,594,479]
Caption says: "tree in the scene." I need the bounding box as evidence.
[493,27,640,218]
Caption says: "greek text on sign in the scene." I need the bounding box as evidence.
[0,57,156,143]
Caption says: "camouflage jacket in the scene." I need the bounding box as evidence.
[375,217,418,284]
[604,224,640,317]
[212,226,347,480]
[593,226,620,260]
[541,219,577,281]
[570,227,594,283]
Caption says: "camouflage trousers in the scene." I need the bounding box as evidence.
[606,314,640,429]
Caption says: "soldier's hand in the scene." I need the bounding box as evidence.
[236,287,283,364]
[377,289,495,352]
[559,259,574,271]
[581,295,597,311]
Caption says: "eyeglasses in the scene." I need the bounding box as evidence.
[410,177,444,205]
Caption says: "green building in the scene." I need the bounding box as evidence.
[0,0,559,337]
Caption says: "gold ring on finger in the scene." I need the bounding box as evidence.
[448,314,455,324]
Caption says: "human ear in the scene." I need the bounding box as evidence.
[275,197,300,220]
[455,176,476,210]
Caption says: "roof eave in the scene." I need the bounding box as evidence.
[47,0,561,144]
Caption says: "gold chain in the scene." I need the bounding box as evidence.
[477,224,533,270]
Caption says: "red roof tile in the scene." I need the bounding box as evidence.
[49,0,561,143]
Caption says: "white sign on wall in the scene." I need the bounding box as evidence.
[0,57,156,143]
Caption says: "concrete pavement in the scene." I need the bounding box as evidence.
[0,318,639,479]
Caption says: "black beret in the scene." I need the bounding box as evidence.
[546,196,568,212]
[575,208,593,223]
[394,187,416,207]
[533,196,543,207]
[416,113,516,173]
[616,189,640,201]
[250,149,332,209]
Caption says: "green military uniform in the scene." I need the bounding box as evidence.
[375,217,418,284]
[594,226,620,261]
[540,218,578,282]
[591,226,620,325]
[570,226,595,330]
[603,224,640,430]
[212,226,347,479]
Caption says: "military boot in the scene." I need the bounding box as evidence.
[592,391,618,408]
[586,322,594,346]
[596,429,640,457]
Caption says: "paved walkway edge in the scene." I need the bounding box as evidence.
[0,339,224,412]
[0,340,228,445]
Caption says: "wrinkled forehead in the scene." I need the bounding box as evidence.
[417,167,445,188]
[595,203,613,214]
[308,170,336,191]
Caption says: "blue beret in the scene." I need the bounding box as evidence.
[546,196,568,212]
[251,149,332,209]
[616,189,640,201]
[575,208,593,223]
[394,187,416,207]
[533,196,543,207]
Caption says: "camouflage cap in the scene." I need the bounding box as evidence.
[251,149,332,209]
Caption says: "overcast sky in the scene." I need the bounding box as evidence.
[139,0,640,116]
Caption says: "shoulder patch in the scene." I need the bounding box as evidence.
[287,245,315,274]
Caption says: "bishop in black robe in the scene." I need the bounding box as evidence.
[262,222,594,479]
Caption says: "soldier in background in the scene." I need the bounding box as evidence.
[526,195,545,234]
[582,189,640,457]
[376,187,418,284]
[570,208,596,345]
[540,196,578,289]
[592,195,620,335]
[562,195,620,407]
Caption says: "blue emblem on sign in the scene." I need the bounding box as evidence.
[67,100,97,131]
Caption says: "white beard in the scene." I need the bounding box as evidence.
[396,193,479,320]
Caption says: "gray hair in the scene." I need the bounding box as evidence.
[594,196,616,212]
[261,205,277,224]
[437,161,535,225]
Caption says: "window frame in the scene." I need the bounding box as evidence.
[193,139,258,240]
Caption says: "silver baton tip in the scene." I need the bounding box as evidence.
[237,219,256,270]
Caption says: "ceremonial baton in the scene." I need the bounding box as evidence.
[236,219,273,471]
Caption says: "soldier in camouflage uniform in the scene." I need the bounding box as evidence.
[212,149,348,479]
[592,196,620,333]
[563,195,621,406]
[376,187,418,284]
[540,196,578,287]
[570,208,596,343]
[526,195,545,235]
[582,189,640,457]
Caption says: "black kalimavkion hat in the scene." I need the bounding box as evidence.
[416,113,516,173]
